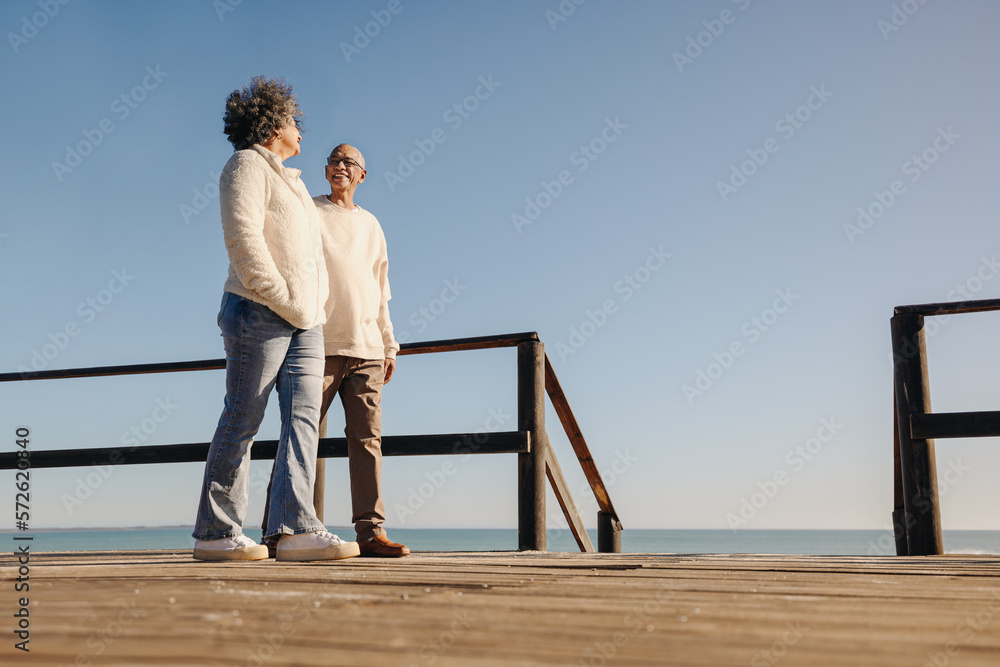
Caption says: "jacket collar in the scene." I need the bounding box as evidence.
[248,145,317,223]
[250,144,302,180]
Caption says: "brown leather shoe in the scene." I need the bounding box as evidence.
[359,534,410,558]
[263,537,278,559]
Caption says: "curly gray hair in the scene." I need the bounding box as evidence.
[223,76,303,150]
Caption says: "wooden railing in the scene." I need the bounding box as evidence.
[891,298,1000,555]
[0,332,621,552]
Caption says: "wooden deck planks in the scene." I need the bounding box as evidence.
[3,551,1000,666]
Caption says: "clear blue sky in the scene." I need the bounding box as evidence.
[3,1,1000,536]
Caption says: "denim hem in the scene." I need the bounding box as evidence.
[263,524,326,541]
[192,530,243,542]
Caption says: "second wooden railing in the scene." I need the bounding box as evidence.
[891,298,1000,555]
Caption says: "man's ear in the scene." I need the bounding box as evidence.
[358,169,367,184]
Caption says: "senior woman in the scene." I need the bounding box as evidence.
[192,77,359,562]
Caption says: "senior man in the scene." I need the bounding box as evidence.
[264,143,408,557]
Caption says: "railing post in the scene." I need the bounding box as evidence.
[891,398,908,556]
[518,341,546,551]
[597,512,621,553]
[890,313,943,555]
[314,412,327,523]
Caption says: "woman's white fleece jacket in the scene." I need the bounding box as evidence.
[219,145,328,330]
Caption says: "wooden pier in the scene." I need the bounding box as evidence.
[4,550,1000,666]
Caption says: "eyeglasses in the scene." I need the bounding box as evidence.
[327,156,363,170]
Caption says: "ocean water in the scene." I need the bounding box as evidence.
[5,528,999,555]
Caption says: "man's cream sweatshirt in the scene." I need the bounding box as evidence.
[314,196,398,360]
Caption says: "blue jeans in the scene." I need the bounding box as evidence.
[193,292,326,541]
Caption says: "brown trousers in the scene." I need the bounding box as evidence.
[263,356,387,542]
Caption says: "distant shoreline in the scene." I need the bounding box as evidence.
[3,526,999,533]
[6,528,998,555]
[0,525,199,533]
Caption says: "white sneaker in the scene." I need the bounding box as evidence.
[193,534,269,561]
[276,530,361,562]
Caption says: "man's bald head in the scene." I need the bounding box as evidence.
[328,143,365,169]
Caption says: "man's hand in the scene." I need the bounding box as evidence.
[384,357,396,383]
